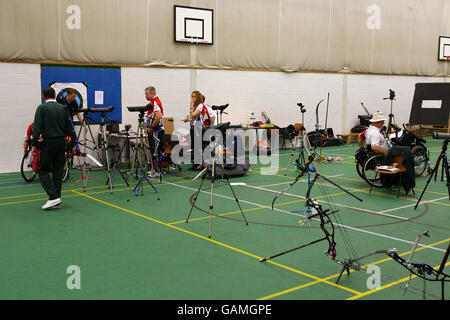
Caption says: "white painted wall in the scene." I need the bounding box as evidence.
[346,74,448,131]
[0,63,41,173]
[120,67,191,133]
[0,62,447,173]
[196,69,344,133]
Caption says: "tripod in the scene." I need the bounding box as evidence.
[383,89,398,138]
[89,107,115,192]
[116,124,133,172]
[76,109,98,154]
[185,124,248,238]
[147,127,164,183]
[414,138,449,209]
[73,108,100,191]
[129,110,154,178]
[127,106,159,201]
[106,142,129,193]
[285,103,308,176]
[127,161,160,201]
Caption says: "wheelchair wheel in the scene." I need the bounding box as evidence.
[411,145,428,177]
[363,155,384,187]
[21,150,37,182]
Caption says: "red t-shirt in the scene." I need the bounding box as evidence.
[359,128,368,141]
[146,96,164,128]
[26,123,34,140]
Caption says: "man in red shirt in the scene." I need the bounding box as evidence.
[145,86,165,155]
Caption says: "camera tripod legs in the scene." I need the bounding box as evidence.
[127,163,160,201]
[285,134,300,176]
[185,160,248,239]
[106,146,129,193]
[415,141,449,209]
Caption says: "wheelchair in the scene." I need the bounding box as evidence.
[21,137,72,183]
[388,124,429,177]
[355,124,429,188]
[355,146,384,187]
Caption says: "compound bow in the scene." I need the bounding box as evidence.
[262,150,390,283]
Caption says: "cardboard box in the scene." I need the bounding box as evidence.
[164,117,174,134]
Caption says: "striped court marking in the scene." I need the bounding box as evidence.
[258,238,449,300]
[0,179,30,184]
[167,175,370,226]
[251,167,425,202]
[0,184,39,190]
[240,183,411,221]
[347,260,450,300]
[71,189,362,296]
[258,174,344,188]
[380,196,449,213]
[240,172,449,219]
[164,182,447,253]
[0,165,270,202]
[0,177,199,207]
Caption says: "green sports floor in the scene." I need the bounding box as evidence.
[0,137,448,300]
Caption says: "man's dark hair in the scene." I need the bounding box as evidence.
[66,88,77,95]
[42,87,56,99]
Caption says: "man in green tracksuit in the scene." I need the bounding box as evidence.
[31,87,80,210]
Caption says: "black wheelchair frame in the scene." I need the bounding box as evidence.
[355,124,429,188]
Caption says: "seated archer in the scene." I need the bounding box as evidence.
[358,111,390,156]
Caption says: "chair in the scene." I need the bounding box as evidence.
[369,155,415,198]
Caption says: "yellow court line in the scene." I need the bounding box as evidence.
[168,196,309,225]
[346,261,450,300]
[258,280,322,300]
[258,238,449,300]
[0,177,195,206]
[432,201,450,207]
[0,191,49,201]
[0,194,79,206]
[278,160,450,196]
[0,172,191,201]
[254,171,421,201]
[72,189,362,296]
[0,182,122,201]
[168,205,266,225]
[0,167,269,206]
[167,181,373,226]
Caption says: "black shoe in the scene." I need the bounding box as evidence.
[189,165,197,170]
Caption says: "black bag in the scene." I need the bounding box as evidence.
[355,148,368,164]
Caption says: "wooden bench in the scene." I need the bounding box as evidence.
[338,133,359,144]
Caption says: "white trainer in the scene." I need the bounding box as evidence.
[42,198,62,210]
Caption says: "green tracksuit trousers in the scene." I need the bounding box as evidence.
[38,137,66,200]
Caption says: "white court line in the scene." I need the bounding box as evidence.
[164,181,446,253]
[258,174,344,188]
[381,196,449,213]
[242,184,409,221]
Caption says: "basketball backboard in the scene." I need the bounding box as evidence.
[174,5,213,45]
[438,36,450,61]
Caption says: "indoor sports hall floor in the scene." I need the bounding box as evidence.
[0,137,448,300]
